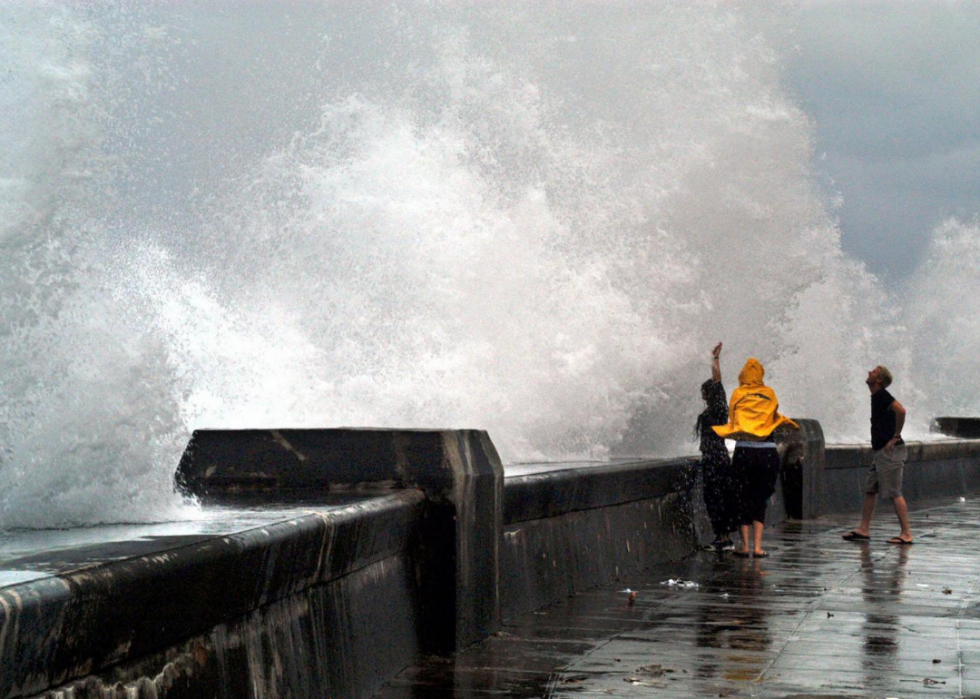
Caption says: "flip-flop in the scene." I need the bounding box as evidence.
[887,537,914,545]
[754,551,769,558]
[733,551,751,558]
[842,531,871,541]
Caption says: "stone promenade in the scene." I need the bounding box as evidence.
[376,494,980,698]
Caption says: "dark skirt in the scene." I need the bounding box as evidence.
[701,446,738,537]
[732,445,781,526]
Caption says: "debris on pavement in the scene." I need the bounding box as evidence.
[620,588,638,604]
[624,677,666,688]
[635,663,667,677]
[901,678,946,686]
[660,579,700,588]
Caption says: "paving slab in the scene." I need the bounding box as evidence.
[377,494,980,698]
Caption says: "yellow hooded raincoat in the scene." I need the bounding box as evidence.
[712,358,799,440]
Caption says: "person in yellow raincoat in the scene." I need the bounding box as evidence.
[713,357,798,558]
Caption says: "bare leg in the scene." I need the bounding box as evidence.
[738,524,751,554]
[853,493,877,536]
[892,496,912,541]
[753,521,765,555]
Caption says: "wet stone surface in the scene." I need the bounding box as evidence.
[376,494,980,698]
[0,500,365,587]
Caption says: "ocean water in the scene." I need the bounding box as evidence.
[1,2,976,528]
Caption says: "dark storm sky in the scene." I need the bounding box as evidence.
[787,1,980,286]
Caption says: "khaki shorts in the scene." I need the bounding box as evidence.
[864,445,907,499]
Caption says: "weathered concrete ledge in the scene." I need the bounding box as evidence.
[776,418,826,519]
[932,416,980,439]
[818,438,980,515]
[177,428,503,653]
[2,492,425,699]
[504,456,698,524]
[499,450,795,619]
[501,461,700,619]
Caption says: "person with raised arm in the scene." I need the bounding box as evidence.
[694,342,739,551]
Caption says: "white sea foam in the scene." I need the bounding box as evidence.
[903,218,980,420]
[0,3,976,527]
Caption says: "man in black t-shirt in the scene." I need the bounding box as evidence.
[843,365,912,545]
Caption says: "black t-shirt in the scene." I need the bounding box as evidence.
[870,388,898,451]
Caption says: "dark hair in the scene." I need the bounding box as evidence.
[693,379,726,441]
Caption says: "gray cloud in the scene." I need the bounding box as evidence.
[787,1,980,283]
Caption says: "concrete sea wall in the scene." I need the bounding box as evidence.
[495,418,828,618]
[501,457,701,619]
[820,439,980,515]
[1,492,425,699]
[3,420,980,698]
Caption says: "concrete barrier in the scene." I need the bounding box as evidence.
[4,428,503,699]
[1,492,425,699]
[932,416,980,439]
[821,439,980,514]
[500,457,703,618]
[8,421,980,699]
[176,428,503,653]
[497,437,807,619]
[777,419,826,519]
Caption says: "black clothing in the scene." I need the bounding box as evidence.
[696,380,738,537]
[732,445,780,525]
[703,457,738,537]
[871,388,899,451]
[697,380,729,456]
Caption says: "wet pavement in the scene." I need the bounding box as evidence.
[377,494,980,698]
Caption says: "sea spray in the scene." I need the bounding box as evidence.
[0,2,974,527]
[904,218,980,419]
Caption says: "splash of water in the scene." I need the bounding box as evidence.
[1,3,976,528]
[903,218,980,419]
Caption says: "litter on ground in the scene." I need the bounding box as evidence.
[660,579,700,588]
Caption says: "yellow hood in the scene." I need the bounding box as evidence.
[738,357,765,387]
[712,358,799,439]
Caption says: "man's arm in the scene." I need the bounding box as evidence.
[711,342,723,383]
[885,400,906,450]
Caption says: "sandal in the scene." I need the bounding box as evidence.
[842,531,870,541]
[887,536,914,545]
[754,551,769,558]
